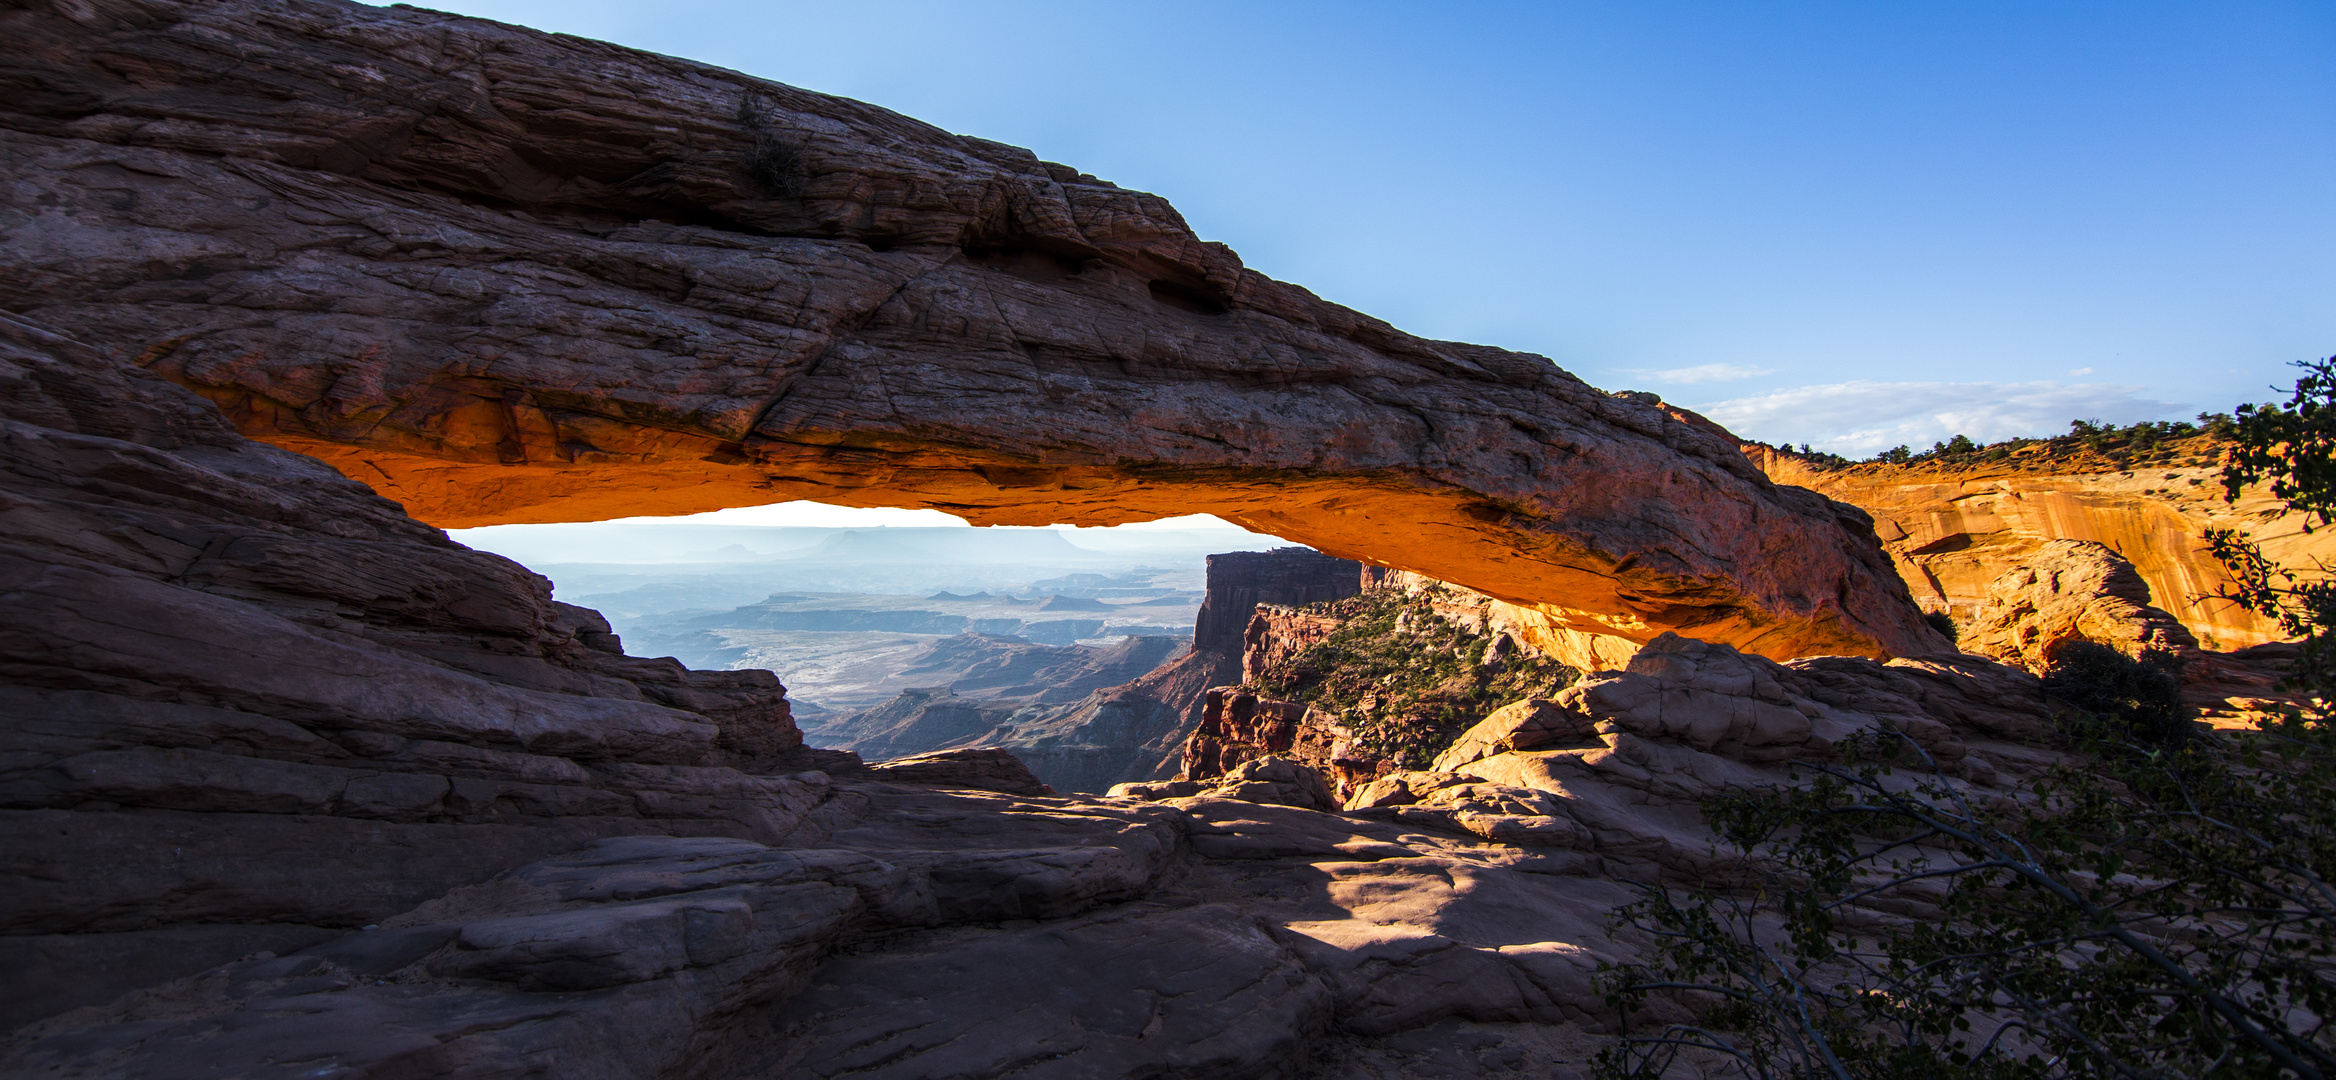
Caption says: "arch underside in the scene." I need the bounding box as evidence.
[0,0,1944,665]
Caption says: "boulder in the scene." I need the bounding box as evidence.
[1431,699,1599,773]
[1963,540,2199,672]
[1206,756,1340,812]
[864,748,1054,796]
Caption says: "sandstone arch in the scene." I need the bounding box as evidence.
[0,0,1944,663]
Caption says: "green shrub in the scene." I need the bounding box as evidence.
[1247,588,1579,767]
[2042,641,2189,748]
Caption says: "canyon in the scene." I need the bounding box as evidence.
[1746,440,2330,651]
[0,2,2316,1078]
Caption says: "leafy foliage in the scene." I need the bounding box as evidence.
[2222,358,2336,530]
[2208,355,2336,710]
[2041,641,2188,749]
[1245,587,1578,767]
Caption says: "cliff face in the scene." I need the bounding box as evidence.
[1748,444,2327,651]
[1179,579,1586,800]
[951,547,1367,791]
[0,0,1948,664]
[1194,549,1362,653]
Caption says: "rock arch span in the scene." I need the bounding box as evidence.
[0,0,1943,663]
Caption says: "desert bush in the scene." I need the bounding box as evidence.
[1246,587,1578,767]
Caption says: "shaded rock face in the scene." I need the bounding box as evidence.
[1196,548,1363,653]
[0,0,1945,664]
[976,643,1241,793]
[0,312,837,1030]
[1748,446,2330,651]
[1956,540,2311,727]
[1180,689,1346,795]
[1964,539,2198,673]
[862,747,1054,796]
[922,547,1368,794]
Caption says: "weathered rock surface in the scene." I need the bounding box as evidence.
[863,747,1054,796]
[1179,687,1382,799]
[0,0,1947,663]
[0,309,839,1028]
[1430,699,1601,773]
[1195,548,1363,653]
[0,309,2068,1074]
[1963,539,2198,672]
[1748,445,2332,651]
[1957,540,2311,727]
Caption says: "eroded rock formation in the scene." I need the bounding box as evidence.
[1195,549,1362,653]
[0,311,842,1029]
[0,0,1947,663]
[1963,539,2198,672]
[0,298,2113,1076]
[0,300,2076,1074]
[1748,444,2330,651]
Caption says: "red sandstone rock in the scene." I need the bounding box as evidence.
[0,0,1944,664]
[1963,539,2198,672]
[863,747,1054,796]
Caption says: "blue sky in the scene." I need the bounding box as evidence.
[373,0,2335,457]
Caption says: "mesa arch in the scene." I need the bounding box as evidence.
[0,0,1943,665]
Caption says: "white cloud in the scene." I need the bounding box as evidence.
[1641,362,1775,384]
[1699,380,2184,458]
[2068,366,2094,376]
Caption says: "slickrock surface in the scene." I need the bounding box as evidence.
[1749,445,2330,651]
[0,0,1947,663]
[0,311,833,1029]
[862,746,1054,796]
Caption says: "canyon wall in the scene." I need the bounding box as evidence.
[1749,445,2327,651]
[0,0,1948,664]
[1194,549,1362,653]
[829,547,1367,792]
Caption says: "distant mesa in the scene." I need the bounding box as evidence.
[1034,595,1113,611]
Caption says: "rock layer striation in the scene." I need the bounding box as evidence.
[0,0,1944,662]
